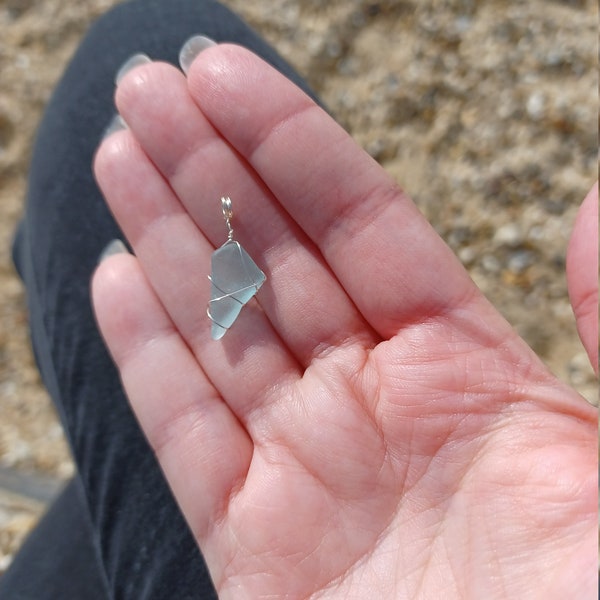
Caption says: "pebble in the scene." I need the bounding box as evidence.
[526,91,546,120]
[458,246,477,266]
[493,223,524,247]
[507,250,535,273]
[481,255,501,273]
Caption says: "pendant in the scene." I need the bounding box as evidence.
[207,197,266,340]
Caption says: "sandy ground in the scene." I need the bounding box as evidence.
[0,0,597,576]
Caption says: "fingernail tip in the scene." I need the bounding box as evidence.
[179,35,217,75]
[115,53,152,85]
[99,239,130,263]
[101,114,127,141]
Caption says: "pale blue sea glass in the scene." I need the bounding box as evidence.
[208,240,266,340]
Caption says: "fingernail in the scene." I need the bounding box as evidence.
[101,114,128,140]
[115,53,152,85]
[179,35,217,75]
[99,239,130,263]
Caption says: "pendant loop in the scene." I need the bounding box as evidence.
[221,196,234,240]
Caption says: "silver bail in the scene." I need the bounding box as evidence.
[221,196,234,240]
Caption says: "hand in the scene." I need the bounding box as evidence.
[92,45,596,599]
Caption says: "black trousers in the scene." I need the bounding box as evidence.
[3,1,317,597]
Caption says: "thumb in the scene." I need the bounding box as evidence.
[566,183,598,374]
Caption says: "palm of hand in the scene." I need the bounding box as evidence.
[92,46,596,599]
[212,334,592,599]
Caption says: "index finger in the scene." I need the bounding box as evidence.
[187,44,477,338]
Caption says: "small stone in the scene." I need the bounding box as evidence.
[526,91,546,120]
[493,223,524,247]
[507,250,535,273]
[458,246,477,266]
[454,16,472,34]
[481,255,501,273]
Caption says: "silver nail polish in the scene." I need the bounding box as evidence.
[99,239,130,263]
[179,35,217,75]
[115,53,152,85]
[102,114,128,140]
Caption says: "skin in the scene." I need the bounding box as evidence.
[567,184,598,374]
[92,45,597,599]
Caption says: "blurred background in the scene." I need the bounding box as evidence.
[0,0,597,575]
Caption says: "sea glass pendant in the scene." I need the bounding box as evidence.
[207,197,266,340]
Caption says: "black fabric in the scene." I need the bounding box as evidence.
[3,1,316,597]
[0,476,108,599]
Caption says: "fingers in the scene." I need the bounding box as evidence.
[113,61,378,364]
[91,253,252,540]
[567,184,598,373]
[94,130,301,423]
[185,45,479,338]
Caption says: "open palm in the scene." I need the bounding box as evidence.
[92,46,596,599]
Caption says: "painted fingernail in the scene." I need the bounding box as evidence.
[115,53,151,85]
[101,114,128,140]
[179,35,217,75]
[99,239,130,263]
